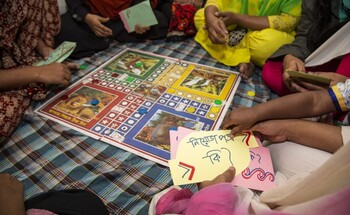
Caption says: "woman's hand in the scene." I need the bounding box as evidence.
[282,54,305,91]
[37,63,78,86]
[84,14,112,37]
[214,11,236,27]
[36,39,53,60]
[249,120,289,143]
[309,72,348,86]
[221,107,259,138]
[204,6,228,44]
[287,71,347,93]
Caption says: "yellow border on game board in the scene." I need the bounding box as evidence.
[172,65,238,100]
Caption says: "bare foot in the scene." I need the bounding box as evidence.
[239,62,254,79]
[198,166,235,190]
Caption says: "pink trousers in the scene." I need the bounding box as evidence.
[262,53,350,96]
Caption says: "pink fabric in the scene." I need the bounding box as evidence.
[262,61,291,96]
[156,188,193,215]
[337,53,350,76]
[26,209,57,215]
[155,184,350,215]
[184,183,237,215]
[262,53,350,96]
[156,183,238,215]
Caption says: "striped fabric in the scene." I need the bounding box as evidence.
[0,39,277,215]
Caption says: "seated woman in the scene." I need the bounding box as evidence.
[55,0,173,59]
[194,0,301,79]
[149,80,350,214]
[0,0,77,141]
[262,0,350,96]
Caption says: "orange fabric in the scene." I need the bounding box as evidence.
[85,0,159,20]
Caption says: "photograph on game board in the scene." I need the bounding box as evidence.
[180,68,228,95]
[147,85,167,100]
[135,110,204,151]
[104,51,163,78]
[133,81,167,101]
[54,86,116,121]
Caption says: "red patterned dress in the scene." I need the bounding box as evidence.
[0,0,60,138]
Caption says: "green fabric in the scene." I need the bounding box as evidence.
[240,0,301,17]
[205,0,301,17]
[339,0,350,22]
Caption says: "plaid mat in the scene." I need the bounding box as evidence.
[0,38,277,215]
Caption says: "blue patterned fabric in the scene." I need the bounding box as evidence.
[0,38,277,215]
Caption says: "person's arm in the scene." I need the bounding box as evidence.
[0,63,77,90]
[66,0,112,37]
[269,0,315,60]
[221,89,336,136]
[268,13,300,33]
[0,174,25,215]
[84,14,112,37]
[216,12,270,30]
[251,119,343,153]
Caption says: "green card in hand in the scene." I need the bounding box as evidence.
[119,0,158,33]
[36,41,76,66]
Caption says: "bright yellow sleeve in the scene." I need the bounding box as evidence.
[268,13,300,33]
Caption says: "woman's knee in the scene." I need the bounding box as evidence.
[262,61,276,84]
[249,29,294,66]
[262,60,283,88]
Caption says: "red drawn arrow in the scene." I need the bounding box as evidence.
[242,132,251,146]
[179,162,195,180]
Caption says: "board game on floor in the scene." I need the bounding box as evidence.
[35,48,241,166]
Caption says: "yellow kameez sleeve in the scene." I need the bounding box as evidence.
[268,13,300,33]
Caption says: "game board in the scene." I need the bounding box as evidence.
[35,49,241,166]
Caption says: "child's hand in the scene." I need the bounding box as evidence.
[134,24,150,34]
[84,14,112,37]
[198,166,235,190]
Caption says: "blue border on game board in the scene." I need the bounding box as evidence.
[123,104,214,160]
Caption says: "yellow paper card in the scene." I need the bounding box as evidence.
[169,130,250,185]
[237,131,259,148]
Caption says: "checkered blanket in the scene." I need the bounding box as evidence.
[0,38,277,215]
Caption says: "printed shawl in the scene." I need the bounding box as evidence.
[0,0,60,137]
[0,0,61,68]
